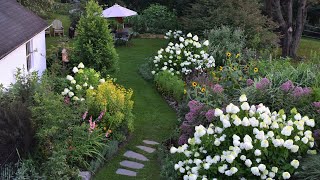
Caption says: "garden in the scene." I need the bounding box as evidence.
[1,0,320,180]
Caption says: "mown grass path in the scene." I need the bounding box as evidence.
[94,39,177,180]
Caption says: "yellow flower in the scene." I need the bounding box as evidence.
[184,89,187,94]
[226,52,231,58]
[254,67,259,73]
[192,82,198,87]
[219,66,223,71]
[201,87,206,93]
[236,53,240,58]
[103,127,107,131]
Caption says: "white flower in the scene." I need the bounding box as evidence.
[71,80,76,84]
[306,119,315,127]
[214,139,221,146]
[240,155,246,161]
[256,158,261,163]
[83,82,88,87]
[89,85,94,90]
[203,163,210,170]
[251,167,260,176]
[226,154,235,163]
[170,147,177,154]
[62,88,70,95]
[76,84,82,90]
[281,126,293,136]
[245,159,252,167]
[214,108,223,116]
[72,67,79,73]
[72,96,79,101]
[258,164,266,171]
[230,167,238,174]
[290,159,299,169]
[68,91,74,98]
[261,140,269,148]
[66,75,74,81]
[282,172,291,179]
[78,62,85,69]
[189,174,198,180]
[187,33,192,37]
[241,102,250,111]
[179,37,185,42]
[193,35,199,41]
[254,149,261,156]
[80,98,85,101]
[301,137,309,144]
[203,40,209,46]
[151,71,156,75]
[267,131,274,138]
[271,167,278,173]
[99,78,105,83]
[239,94,247,102]
[283,139,294,149]
[294,113,302,120]
[268,172,275,178]
[242,117,250,126]
[290,145,299,153]
[271,121,279,129]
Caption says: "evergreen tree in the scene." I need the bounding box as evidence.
[74,0,119,75]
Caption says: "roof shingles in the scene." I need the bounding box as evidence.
[0,0,48,59]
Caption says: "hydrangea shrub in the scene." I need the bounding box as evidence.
[152,31,215,76]
[171,94,315,180]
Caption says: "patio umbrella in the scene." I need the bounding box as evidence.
[102,4,137,18]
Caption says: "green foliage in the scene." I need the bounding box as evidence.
[127,4,178,34]
[207,26,255,66]
[14,159,44,180]
[154,71,184,101]
[181,0,278,50]
[294,155,320,180]
[86,79,135,140]
[17,0,54,18]
[158,145,179,180]
[74,0,119,75]
[138,57,154,82]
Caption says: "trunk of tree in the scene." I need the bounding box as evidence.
[270,0,308,58]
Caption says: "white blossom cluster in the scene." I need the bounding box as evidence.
[152,31,214,76]
[164,30,183,39]
[170,94,315,180]
[61,63,105,101]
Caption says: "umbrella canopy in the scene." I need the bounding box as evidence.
[102,4,137,18]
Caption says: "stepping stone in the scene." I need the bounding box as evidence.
[124,151,149,161]
[116,168,137,177]
[136,145,156,153]
[79,171,91,180]
[143,140,159,145]
[120,160,144,169]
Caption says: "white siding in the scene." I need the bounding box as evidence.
[0,30,46,88]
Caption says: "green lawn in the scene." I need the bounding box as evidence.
[298,37,320,58]
[94,39,178,180]
[46,14,71,51]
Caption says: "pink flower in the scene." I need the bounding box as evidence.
[246,79,254,86]
[82,111,88,120]
[313,102,320,108]
[97,110,106,121]
[212,84,224,93]
[280,80,294,92]
[88,116,96,132]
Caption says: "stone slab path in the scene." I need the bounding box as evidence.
[115,140,159,177]
[116,169,137,177]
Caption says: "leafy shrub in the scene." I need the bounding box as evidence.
[74,0,119,75]
[86,79,135,139]
[14,159,44,180]
[170,95,315,179]
[153,31,215,76]
[154,71,184,101]
[181,0,278,50]
[207,26,255,66]
[127,4,178,34]
[138,57,154,82]
[294,155,320,180]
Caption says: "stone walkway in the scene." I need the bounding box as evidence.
[115,139,159,177]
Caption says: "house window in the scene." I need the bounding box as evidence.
[26,41,32,71]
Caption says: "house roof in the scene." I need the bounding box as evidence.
[0,0,48,59]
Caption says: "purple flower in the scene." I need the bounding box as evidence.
[82,111,88,120]
[180,121,193,134]
[313,129,320,140]
[246,79,254,86]
[185,112,195,122]
[205,109,215,122]
[292,86,304,97]
[178,134,189,145]
[280,80,294,92]
[188,100,203,113]
[97,110,106,121]
[212,84,224,93]
[303,87,312,95]
[255,78,270,90]
[313,102,320,108]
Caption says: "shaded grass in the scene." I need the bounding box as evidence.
[298,37,320,59]
[94,39,178,180]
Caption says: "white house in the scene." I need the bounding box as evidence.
[0,0,48,87]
